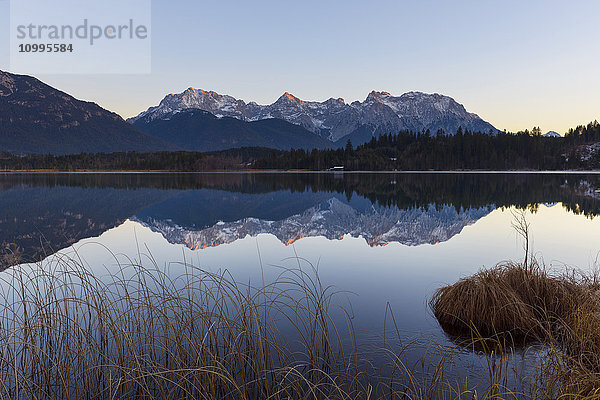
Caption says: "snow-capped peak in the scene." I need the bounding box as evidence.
[129,88,497,142]
[278,92,302,103]
[544,131,561,138]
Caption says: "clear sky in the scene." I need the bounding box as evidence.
[1,0,600,134]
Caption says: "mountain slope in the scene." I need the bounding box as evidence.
[131,109,331,151]
[130,88,497,144]
[0,70,174,155]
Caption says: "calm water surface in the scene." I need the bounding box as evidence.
[2,172,600,388]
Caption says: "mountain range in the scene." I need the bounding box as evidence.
[0,69,499,154]
[130,88,498,146]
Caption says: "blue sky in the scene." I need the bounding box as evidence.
[1,0,600,133]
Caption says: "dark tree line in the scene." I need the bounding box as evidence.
[0,123,599,171]
[0,148,280,171]
[565,120,600,144]
[254,125,600,171]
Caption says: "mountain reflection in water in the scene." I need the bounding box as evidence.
[0,172,599,269]
[134,196,492,249]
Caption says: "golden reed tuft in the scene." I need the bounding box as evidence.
[432,260,600,398]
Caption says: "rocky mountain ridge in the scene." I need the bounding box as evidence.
[130,88,497,143]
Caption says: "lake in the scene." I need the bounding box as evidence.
[1,171,600,394]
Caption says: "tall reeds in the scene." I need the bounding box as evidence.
[0,252,369,399]
[0,249,501,399]
[0,242,597,399]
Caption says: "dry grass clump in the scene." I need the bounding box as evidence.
[432,259,600,399]
[431,265,540,338]
[498,261,579,321]
[430,261,585,340]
